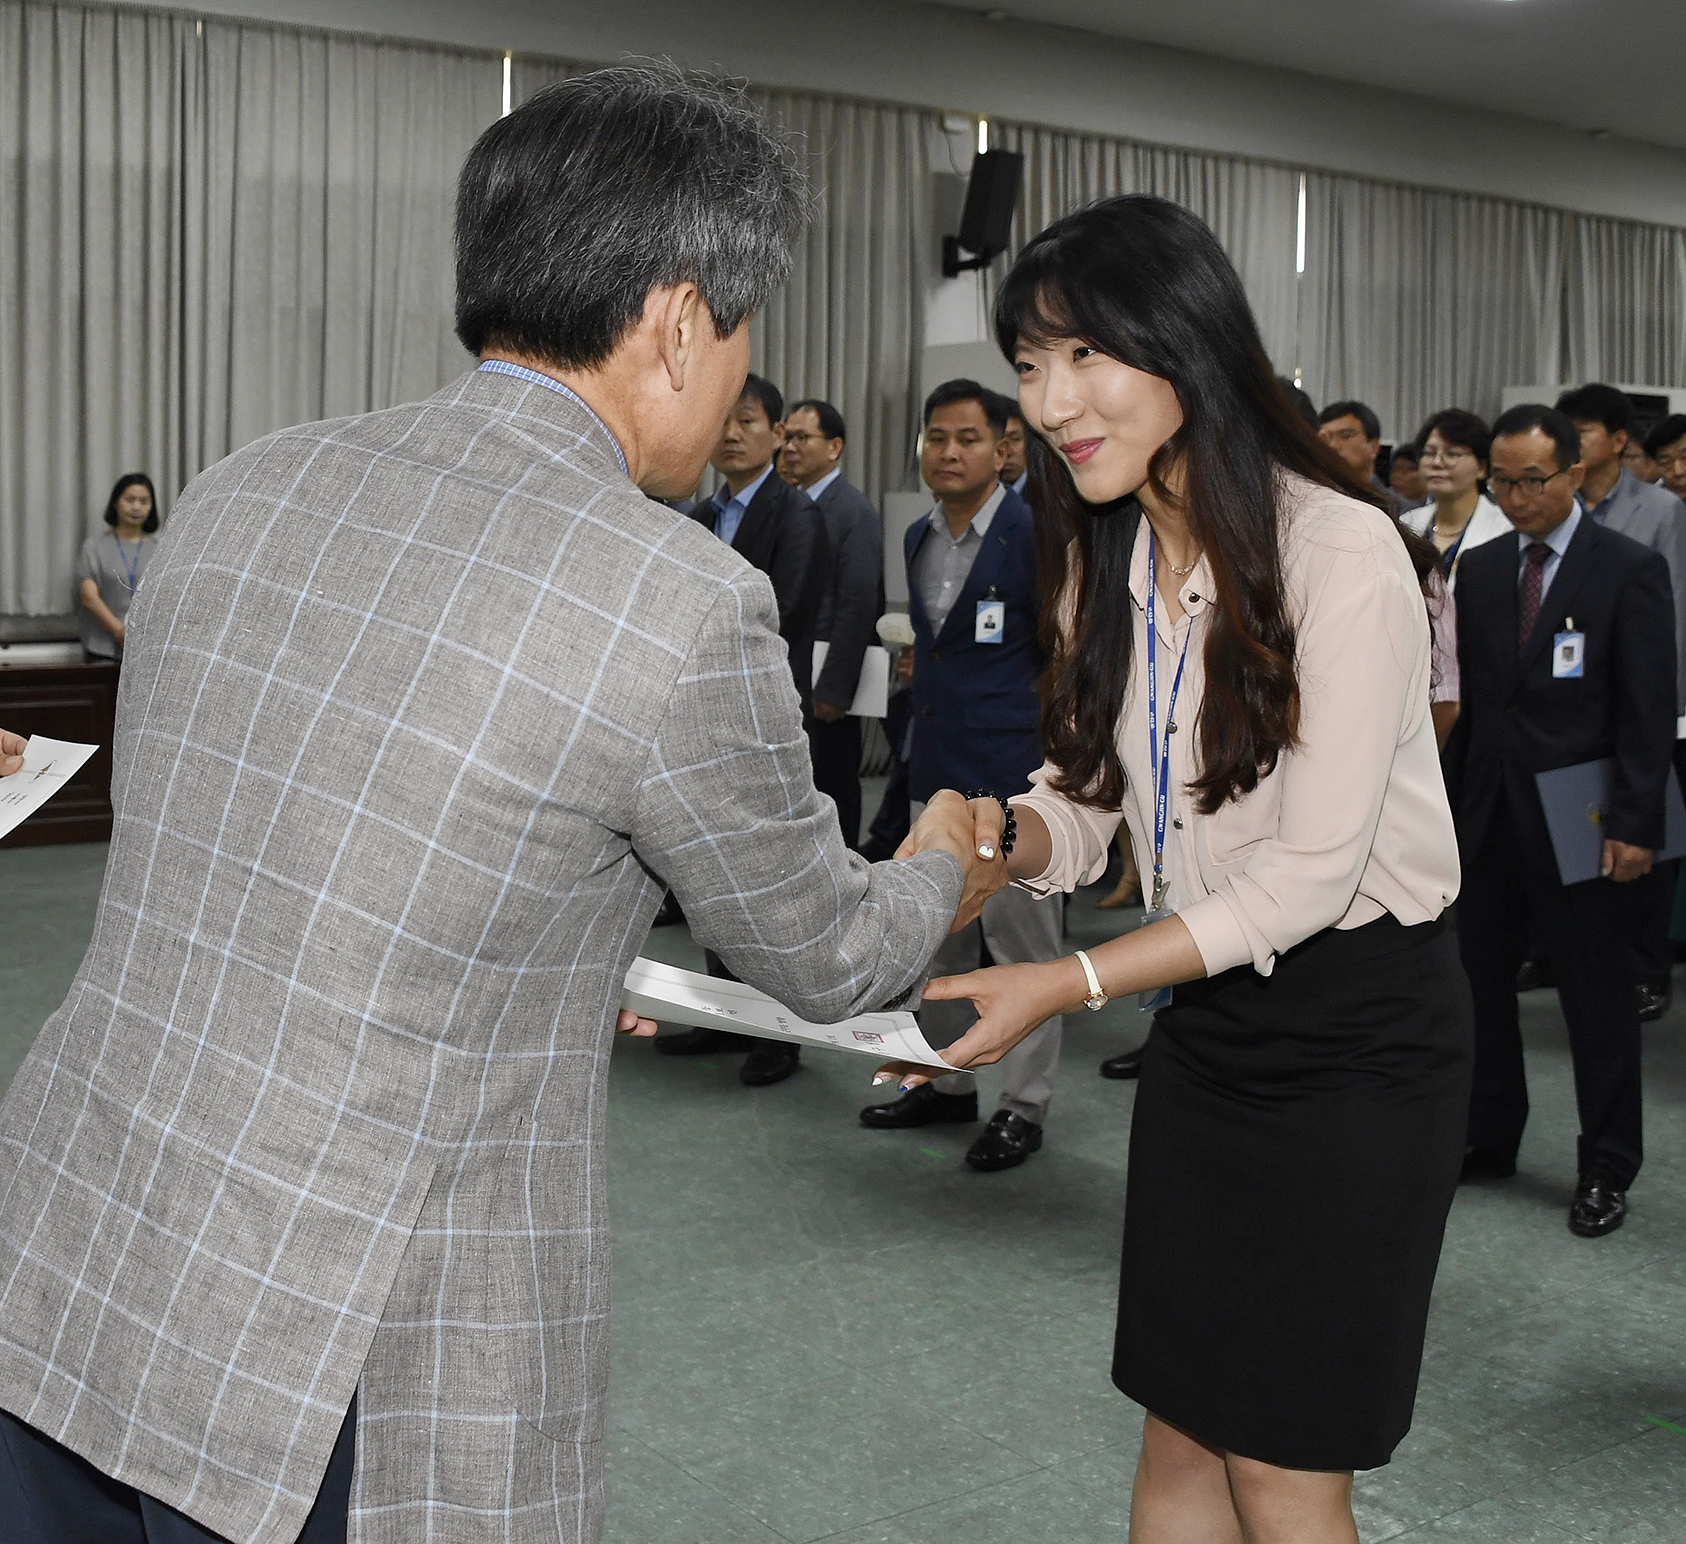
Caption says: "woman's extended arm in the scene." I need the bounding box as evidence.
[879,907,1207,1089]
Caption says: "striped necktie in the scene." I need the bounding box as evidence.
[1518,542,1551,646]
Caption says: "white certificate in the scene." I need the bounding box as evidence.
[811,643,890,718]
[0,736,99,842]
[622,956,954,1071]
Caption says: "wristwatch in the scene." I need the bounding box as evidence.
[1074,949,1108,1011]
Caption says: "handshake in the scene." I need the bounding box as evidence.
[894,789,1011,933]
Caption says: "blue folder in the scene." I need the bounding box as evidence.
[1534,758,1686,885]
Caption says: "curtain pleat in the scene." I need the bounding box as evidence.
[1299,174,1568,437]
[5,0,1685,617]
[2,0,499,616]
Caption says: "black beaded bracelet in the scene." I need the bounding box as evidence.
[961,789,1017,856]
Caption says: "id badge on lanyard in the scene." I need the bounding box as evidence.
[1141,531,1192,1012]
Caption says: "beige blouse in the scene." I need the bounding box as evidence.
[1013,473,1460,977]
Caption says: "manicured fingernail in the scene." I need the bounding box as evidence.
[977,844,995,859]
[872,1073,892,1085]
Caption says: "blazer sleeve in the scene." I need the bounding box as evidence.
[1606,547,1677,848]
[629,569,962,1021]
[814,494,884,710]
[1653,495,1686,714]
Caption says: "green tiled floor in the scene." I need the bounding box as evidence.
[3,834,1684,1541]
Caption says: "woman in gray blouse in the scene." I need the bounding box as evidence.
[77,473,160,659]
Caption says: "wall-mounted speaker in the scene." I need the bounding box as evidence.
[942,150,1023,277]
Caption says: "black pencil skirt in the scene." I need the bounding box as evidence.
[1113,913,1472,1472]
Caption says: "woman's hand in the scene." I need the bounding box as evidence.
[1,729,25,777]
[874,958,1082,1090]
[616,1008,658,1037]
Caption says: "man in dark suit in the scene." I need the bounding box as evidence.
[780,397,884,850]
[1447,403,1676,1238]
[1555,384,1686,1021]
[659,373,833,1086]
[857,380,1065,1172]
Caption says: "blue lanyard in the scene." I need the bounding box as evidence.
[1145,529,1192,915]
[115,536,143,593]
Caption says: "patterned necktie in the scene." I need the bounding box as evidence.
[1518,542,1552,646]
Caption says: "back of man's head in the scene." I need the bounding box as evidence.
[924,380,1007,434]
[454,65,805,373]
[1318,399,1381,441]
[1491,403,1582,470]
[1554,383,1633,437]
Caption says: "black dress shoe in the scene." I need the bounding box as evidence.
[1459,1146,1518,1182]
[965,1110,1043,1172]
[652,891,685,927]
[653,1026,750,1056]
[1637,980,1672,1022]
[741,1041,800,1086]
[859,1083,978,1128]
[1516,957,1555,991]
[1568,1173,1627,1237]
[1100,1045,1146,1080]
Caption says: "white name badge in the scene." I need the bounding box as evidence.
[975,599,1005,644]
[1552,630,1585,679]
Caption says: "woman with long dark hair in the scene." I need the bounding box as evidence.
[888,196,1472,1541]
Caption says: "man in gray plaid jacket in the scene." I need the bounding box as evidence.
[0,69,1002,1544]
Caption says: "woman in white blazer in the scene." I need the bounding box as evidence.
[1410,409,1508,589]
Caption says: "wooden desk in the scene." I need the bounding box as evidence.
[0,658,119,846]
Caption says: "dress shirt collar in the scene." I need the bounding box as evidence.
[1010,471,1028,496]
[1576,465,1636,524]
[806,467,843,503]
[926,481,1006,541]
[1520,504,1581,562]
[475,359,629,479]
[1127,511,1214,630]
[715,461,776,513]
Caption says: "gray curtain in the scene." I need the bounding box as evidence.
[7,3,1686,616]
[1,0,499,617]
[989,121,1302,373]
[1563,214,1686,390]
[1299,173,1569,437]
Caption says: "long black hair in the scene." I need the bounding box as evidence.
[103,472,159,534]
[994,195,1435,814]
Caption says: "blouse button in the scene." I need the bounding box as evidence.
[1173,817,1184,829]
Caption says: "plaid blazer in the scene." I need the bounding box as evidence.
[0,368,962,1543]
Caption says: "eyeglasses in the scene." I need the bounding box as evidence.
[1418,446,1473,465]
[1489,469,1571,498]
[782,431,834,448]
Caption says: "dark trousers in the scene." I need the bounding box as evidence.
[860,690,912,862]
[0,1396,355,1543]
[1627,857,1678,985]
[1458,807,1643,1186]
[805,711,862,851]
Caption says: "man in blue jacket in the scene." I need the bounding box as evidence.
[858,380,1065,1171]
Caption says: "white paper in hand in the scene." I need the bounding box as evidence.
[622,956,954,1071]
[0,737,99,842]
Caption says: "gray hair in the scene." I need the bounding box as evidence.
[455,64,807,370]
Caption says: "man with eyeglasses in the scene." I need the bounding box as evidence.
[1646,413,1686,503]
[1318,398,1410,516]
[780,398,884,852]
[1445,403,1675,1239]
[1556,384,1686,1021]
